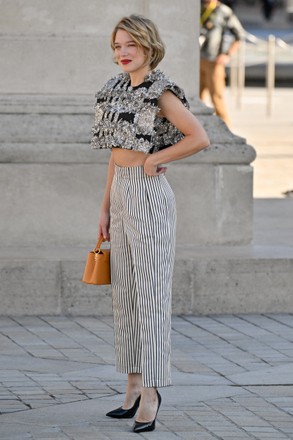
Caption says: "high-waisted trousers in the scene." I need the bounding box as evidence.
[110,165,176,388]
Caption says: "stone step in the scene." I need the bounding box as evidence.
[1,242,293,316]
[1,199,292,316]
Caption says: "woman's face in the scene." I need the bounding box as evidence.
[114,29,148,74]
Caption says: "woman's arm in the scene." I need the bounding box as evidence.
[144,91,210,176]
[98,152,115,241]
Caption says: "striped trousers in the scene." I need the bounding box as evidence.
[110,165,176,388]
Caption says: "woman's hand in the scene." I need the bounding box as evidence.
[144,155,167,176]
[98,211,110,241]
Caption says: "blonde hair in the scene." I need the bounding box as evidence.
[111,15,165,70]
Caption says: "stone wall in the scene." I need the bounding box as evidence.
[0,0,199,96]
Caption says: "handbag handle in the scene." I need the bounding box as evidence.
[93,235,106,253]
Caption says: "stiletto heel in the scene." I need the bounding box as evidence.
[106,395,141,418]
[133,390,161,433]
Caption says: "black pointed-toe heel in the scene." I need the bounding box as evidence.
[133,390,161,433]
[106,395,141,419]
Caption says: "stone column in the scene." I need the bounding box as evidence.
[0,0,200,97]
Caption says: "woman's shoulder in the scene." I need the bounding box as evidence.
[148,70,189,108]
[95,73,128,99]
[148,70,177,89]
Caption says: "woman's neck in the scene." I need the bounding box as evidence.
[129,67,152,87]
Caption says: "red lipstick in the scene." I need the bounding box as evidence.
[121,59,131,65]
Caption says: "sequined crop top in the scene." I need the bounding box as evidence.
[90,70,189,154]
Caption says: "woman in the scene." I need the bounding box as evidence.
[91,15,209,433]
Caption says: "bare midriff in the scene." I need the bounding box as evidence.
[112,148,149,167]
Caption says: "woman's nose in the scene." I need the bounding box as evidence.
[120,46,128,56]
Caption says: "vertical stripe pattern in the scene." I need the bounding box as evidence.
[110,165,176,387]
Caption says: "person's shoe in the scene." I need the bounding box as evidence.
[106,395,141,418]
[132,391,161,433]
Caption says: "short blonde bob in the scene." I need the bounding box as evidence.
[110,15,165,70]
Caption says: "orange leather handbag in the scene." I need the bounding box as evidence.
[82,236,111,285]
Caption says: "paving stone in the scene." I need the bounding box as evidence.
[1,435,33,440]
[252,435,291,439]
[228,364,293,385]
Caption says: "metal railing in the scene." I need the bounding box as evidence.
[229,31,293,116]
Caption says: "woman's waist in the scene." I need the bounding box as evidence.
[112,148,148,167]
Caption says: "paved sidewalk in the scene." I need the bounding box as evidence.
[1,315,293,439]
[201,87,293,198]
[226,87,293,198]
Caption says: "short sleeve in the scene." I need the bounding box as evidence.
[226,13,245,41]
[147,74,190,110]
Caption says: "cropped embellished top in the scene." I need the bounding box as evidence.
[90,70,189,154]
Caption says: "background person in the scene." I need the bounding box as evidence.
[200,0,245,126]
[221,0,237,9]
[261,0,277,20]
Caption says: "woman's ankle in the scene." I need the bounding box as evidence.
[123,374,142,407]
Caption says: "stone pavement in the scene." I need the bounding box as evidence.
[1,314,293,440]
[226,87,293,198]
